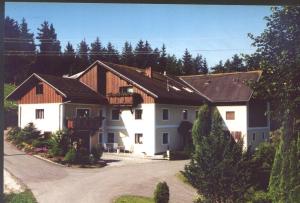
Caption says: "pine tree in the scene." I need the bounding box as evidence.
[63,42,77,75]
[211,60,225,73]
[121,41,135,66]
[134,40,145,68]
[184,105,246,202]
[158,44,167,72]
[223,54,245,72]
[77,39,90,71]
[105,42,119,63]
[165,54,179,75]
[35,21,61,75]
[90,37,103,63]
[182,49,194,75]
[193,54,208,74]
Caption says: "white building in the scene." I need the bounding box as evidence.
[7,60,270,155]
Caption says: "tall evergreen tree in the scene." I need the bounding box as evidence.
[211,60,225,73]
[134,40,146,68]
[223,54,246,72]
[121,41,135,66]
[77,39,90,71]
[165,54,180,75]
[105,42,119,63]
[158,44,167,72]
[90,37,103,63]
[193,54,208,74]
[63,42,77,75]
[35,21,61,75]
[182,49,194,75]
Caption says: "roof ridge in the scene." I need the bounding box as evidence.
[180,70,262,78]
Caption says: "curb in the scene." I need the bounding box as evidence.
[33,155,66,167]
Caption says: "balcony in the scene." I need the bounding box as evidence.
[107,93,142,107]
[66,117,102,130]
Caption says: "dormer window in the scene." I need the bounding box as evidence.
[183,87,193,93]
[119,86,133,94]
[170,85,181,91]
[36,83,43,95]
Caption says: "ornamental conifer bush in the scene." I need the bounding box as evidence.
[154,181,169,203]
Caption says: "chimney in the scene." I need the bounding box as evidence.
[145,66,152,78]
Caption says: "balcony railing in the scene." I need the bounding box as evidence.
[107,93,142,107]
[66,117,102,130]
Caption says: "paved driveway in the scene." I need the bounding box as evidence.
[4,133,196,203]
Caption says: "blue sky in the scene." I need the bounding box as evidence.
[5,3,272,67]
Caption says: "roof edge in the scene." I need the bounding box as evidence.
[180,70,263,78]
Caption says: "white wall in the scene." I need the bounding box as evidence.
[216,105,248,147]
[19,103,62,133]
[155,104,200,154]
[105,103,156,155]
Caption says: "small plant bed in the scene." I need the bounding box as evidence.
[6,123,106,168]
[4,189,37,203]
[114,195,154,203]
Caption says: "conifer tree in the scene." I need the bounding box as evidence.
[121,41,135,66]
[134,40,146,68]
[63,42,77,75]
[90,37,103,63]
[182,49,194,75]
[211,60,225,73]
[105,42,119,63]
[158,44,167,72]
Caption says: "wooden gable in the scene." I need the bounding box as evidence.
[19,81,63,104]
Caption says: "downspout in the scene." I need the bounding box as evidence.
[59,101,71,130]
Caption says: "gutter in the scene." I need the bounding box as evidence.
[59,100,71,130]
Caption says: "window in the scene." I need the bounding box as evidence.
[226,111,235,120]
[119,86,133,94]
[253,133,256,141]
[195,110,199,119]
[35,109,44,119]
[162,133,169,145]
[36,83,43,95]
[135,133,143,144]
[77,109,90,118]
[162,109,169,120]
[182,109,188,120]
[107,133,114,143]
[135,109,143,120]
[99,133,103,144]
[111,109,120,120]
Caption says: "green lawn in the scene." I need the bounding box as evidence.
[4,190,37,203]
[4,83,17,110]
[114,195,154,203]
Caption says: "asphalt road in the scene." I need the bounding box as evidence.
[4,132,196,203]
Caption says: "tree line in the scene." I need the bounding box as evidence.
[4,16,260,85]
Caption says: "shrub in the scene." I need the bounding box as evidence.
[21,123,41,144]
[76,147,90,165]
[47,130,71,156]
[91,144,103,162]
[63,148,77,164]
[7,127,21,143]
[250,190,272,203]
[169,151,189,160]
[154,181,169,203]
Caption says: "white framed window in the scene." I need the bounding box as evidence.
[111,109,120,120]
[35,109,44,119]
[76,108,90,118]
[162,132,169,145]
[135,133,143,144]
[182,109,188,120]
[162,109,169,120]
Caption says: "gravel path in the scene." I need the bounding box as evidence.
[4,130,196,203]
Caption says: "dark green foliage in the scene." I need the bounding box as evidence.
[121,41,135,66]
[168,151,189,160]
[77,39,90,71]
[184,105,248,202]
[90,37,104,62]
[104,42,120,64]
[7,126,22,143]
[48,130,71,156]
[91,144,103,162]
[20,123,41,144]
[63,148,77,164]
[182,49,194,75]
[177,121,193,154]
[76,147,90,165]
[4,189,37,203]
[63,42,78,75]
[153,182,169,203]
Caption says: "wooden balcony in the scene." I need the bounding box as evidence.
[66,117,102,130]
[107,93,142,107]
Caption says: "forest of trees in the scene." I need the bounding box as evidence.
[4,16,259,84]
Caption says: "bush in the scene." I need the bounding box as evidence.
[20,123,41,144]
[7,127,21,143]
[154,181,169,203]
[250,190,272,203]
[76,147,90,165]
[47,130,71,156]
[63,148,77,164]
[91,144,103,162]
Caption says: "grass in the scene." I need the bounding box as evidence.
[4,189,37,203]
[114,195,154,203]
[4,83,17,110]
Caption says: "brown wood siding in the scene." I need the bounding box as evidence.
[19,81,63,104]
[79,65,98,92]
[106,71,154,103]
